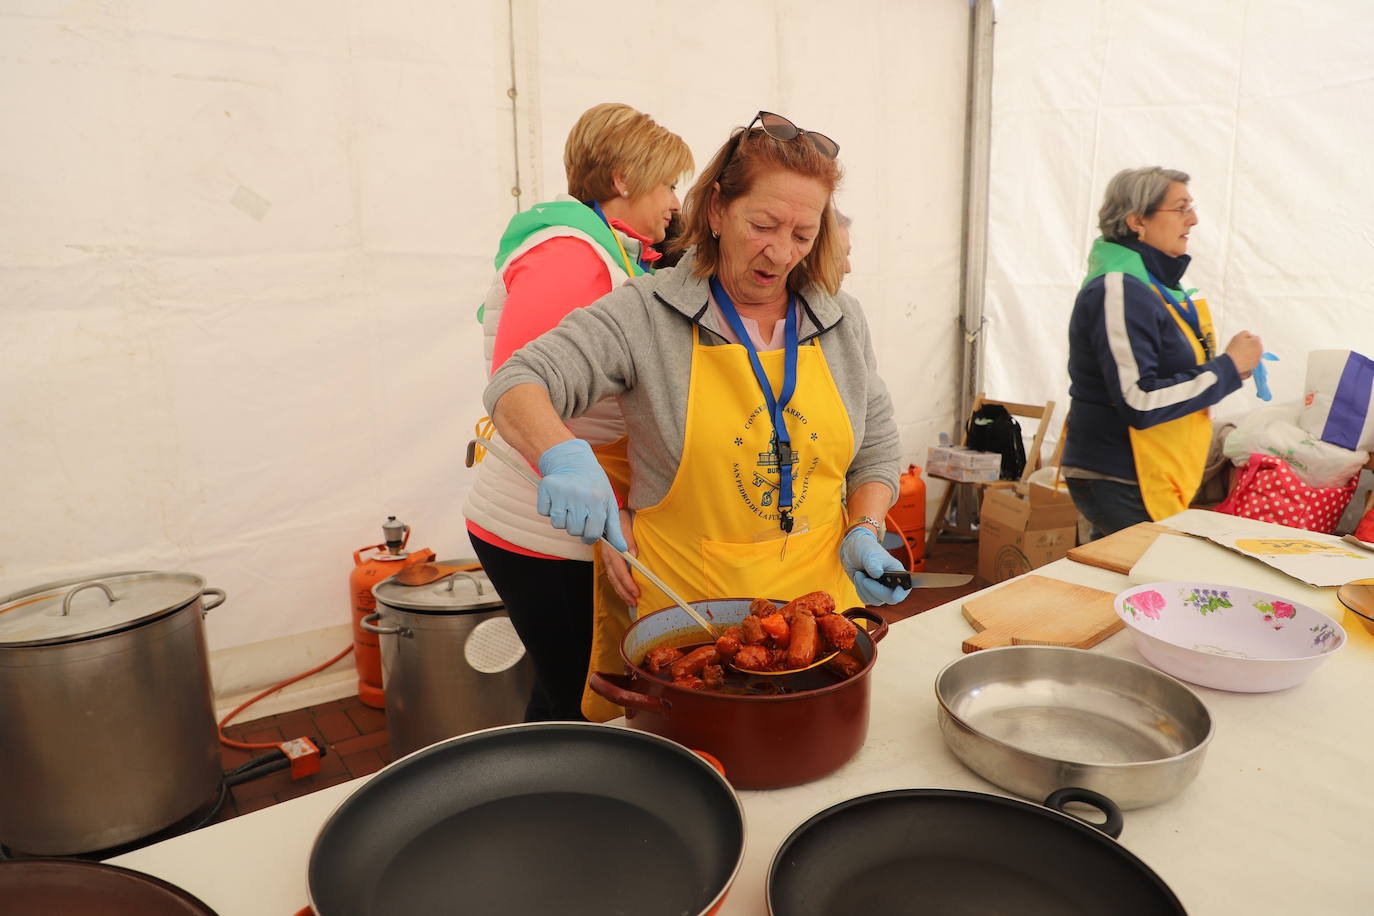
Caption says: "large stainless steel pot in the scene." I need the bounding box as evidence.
[364,560,532,758]
[934,645,1213,809]
[0,572,225,855]
[589,599,887,789]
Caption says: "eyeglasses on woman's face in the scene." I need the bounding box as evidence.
[1155,202,1198,216]
[719,111,839,176]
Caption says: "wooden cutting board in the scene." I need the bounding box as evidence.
[960,574,1123,653]
[1066,522,1182,575]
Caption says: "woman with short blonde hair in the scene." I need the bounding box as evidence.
[464,102,691,722]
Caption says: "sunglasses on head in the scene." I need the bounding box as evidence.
[719,110,840,176]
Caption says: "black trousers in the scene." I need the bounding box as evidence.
[469,534,593,722]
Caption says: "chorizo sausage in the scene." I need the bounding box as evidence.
[644,646,684,675]
[669,646,721,681]
[783,590,836,618]
[740,615,767,645]
[786,612,818,669]
[749,597,779,618]
[817,613,858,650]
[733,645,771,670]
[714,633,741,658]
[826,652,863,679]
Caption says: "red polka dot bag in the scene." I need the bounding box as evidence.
[1214,452,1359,534]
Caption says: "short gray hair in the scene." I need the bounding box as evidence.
[1098,166,1190,243]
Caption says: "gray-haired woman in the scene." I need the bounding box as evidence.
[1061,166,1264,539]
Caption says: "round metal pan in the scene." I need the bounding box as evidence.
[0,859,218,915]
[935,646,1213,809]
[767,788,1184,915]
[306,722,743,916]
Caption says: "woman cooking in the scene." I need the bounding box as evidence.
[1062,166,1265,538]
[464,102,692,721]
[483,110,910,635]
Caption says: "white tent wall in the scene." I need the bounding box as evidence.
[983,0,1374,456]
[0,1,970,705]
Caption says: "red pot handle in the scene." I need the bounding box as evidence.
[844,607,889,644]
[588,672,670,713]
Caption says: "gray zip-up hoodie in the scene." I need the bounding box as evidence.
[483,250,901,512]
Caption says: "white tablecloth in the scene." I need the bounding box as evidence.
[110,540,1374,914]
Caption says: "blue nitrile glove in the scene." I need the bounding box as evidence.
[840,527,912,606]
[536,439,627,551]
[1252,352,1278,401]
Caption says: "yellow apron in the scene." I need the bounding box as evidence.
[630,325,862,618]
[1127,290,1217,520]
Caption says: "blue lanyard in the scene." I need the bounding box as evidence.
[709,276,799,533]
[585,201,649,274]
[1146,270,1212,360]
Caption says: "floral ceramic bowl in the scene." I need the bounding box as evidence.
[1114,582,1346,692]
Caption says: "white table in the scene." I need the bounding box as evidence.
[110,545,1374,914]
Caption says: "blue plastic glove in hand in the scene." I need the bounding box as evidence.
[1252,352,1278,401]
[839,527,911,606]
[535,439,627,551]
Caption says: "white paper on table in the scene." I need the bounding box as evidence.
[1157,509,1374,587]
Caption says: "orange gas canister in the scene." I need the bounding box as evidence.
[886,465,927,572]
[350,516,434,708]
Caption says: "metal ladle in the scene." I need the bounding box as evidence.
[465,437,720,640]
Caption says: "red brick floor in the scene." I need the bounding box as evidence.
[210,539,981,825]
[213,694,392,825]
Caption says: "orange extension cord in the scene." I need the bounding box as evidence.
[218,645,355,750]
[884,512,919,573]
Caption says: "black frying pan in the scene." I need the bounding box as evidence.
[768,788,1185,915]
[307,722,743,916]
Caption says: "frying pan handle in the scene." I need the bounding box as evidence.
[843,607,889,644]
[1043,787,1124,839]
[588,672,670,713]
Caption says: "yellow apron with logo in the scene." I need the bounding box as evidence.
[630,326,862,621]
[1127,291,1217,521]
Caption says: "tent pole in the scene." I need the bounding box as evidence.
[953,0,997,533]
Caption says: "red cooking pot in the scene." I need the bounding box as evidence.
[590,600,887,789]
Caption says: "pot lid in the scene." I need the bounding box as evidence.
[0,571,207,646]
[372,559,503,613]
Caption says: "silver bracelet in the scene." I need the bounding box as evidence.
[847,515,885,540]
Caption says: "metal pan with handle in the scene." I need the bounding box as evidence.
[305,722,743,916]
[767,787,1185,915]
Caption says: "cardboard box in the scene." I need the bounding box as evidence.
[927,445,1002,483]
[977,484,1081,583]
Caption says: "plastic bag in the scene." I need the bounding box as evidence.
[1222,401,1368,488]
[1298,349,1374,451]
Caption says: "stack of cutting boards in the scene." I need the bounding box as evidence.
[959,522,1184,653]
